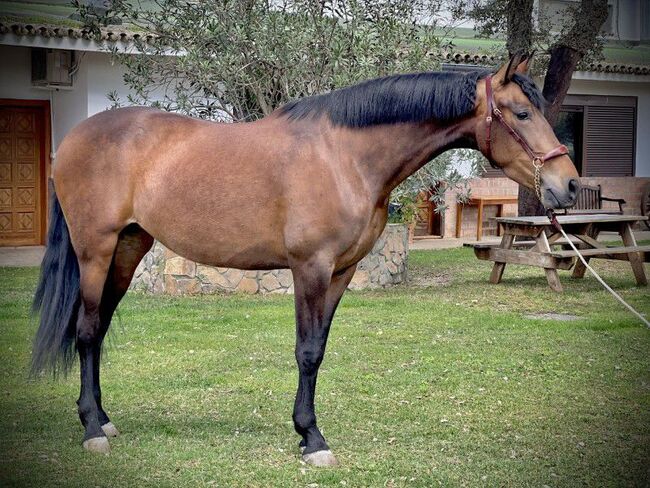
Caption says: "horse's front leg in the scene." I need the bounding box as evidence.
[291,259,357,467]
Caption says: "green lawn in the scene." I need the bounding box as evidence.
[1,248,649,487]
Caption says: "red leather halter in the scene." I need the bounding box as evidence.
[483,75,568,199]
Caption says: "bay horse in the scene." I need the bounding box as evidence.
[32,53,579,466]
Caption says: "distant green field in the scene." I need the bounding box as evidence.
[0,0,79,26]
[0,0,76,18]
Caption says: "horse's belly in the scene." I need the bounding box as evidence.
[149,222,290,270]
[135,185,289,269]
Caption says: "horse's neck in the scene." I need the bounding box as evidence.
[340,119,478,200]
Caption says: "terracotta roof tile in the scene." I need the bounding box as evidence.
[2,22,648,75]
[442,51,650,76]
[0,22,156,44]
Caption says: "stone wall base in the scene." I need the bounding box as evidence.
[130,224,409,295]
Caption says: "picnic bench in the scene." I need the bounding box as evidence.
[456,195,518,241]
[563,184,626,215]
[466,214,649,292]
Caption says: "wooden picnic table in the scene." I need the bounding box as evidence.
[456,195,518,241]
[468,213,650,292]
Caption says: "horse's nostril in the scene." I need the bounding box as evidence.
[568,178,580,201]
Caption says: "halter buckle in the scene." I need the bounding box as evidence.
[486,115,492,123]
[532,157,544,169]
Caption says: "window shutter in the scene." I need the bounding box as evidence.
[585,105,635,177]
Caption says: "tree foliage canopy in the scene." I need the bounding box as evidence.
[102,0,448,121]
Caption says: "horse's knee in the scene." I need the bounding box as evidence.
[295,344,324,374]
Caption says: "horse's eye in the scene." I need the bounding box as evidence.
[516,111,529,120]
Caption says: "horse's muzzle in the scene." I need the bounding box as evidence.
[542,178,580,209]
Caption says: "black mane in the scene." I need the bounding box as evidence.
[278,70,545,128]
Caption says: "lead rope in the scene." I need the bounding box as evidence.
[546,210,650,328]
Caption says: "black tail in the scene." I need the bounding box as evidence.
[31,186,80,377]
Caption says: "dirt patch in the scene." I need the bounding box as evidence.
[408,271,452,287]
[524,312,581,321]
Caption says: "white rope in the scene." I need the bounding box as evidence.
[554,223,650,328]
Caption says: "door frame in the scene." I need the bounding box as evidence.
[0,99,51,246]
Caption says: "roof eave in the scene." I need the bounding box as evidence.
[0,31,144,53]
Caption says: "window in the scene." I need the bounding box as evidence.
[556,95,636,177]
[554,106,584,175]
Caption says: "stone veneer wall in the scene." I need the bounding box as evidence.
[130,224,408,295]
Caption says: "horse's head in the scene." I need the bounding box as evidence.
[475,53,580,209]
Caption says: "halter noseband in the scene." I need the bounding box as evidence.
[483,74,568,200]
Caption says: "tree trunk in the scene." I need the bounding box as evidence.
[503,0,542,217]
[518,0,608,216]
[506,0,533,55]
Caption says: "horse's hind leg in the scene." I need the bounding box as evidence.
[75,232,119,454]
[96,225,154,438]
[76,225,153,453]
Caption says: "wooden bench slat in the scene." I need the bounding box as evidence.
[550,245,650,258]
[496,214,648,226]
[465,236,587,249]
[469,243,650,265]
[473,247,575,270]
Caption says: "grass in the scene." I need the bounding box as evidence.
[0,248,649,487]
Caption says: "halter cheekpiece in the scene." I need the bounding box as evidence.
[483,74,568,200]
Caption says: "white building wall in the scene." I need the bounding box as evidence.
[0,45,49,101]
[1,44,86,155]
[85,52,132,115]
[0,45,134,159]
[568,77,650,177]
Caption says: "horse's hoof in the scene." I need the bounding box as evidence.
[101,422,120,437]
[82,436,110,454]
[302,449,338,467]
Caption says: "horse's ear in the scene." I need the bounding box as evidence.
[515,50,535,74]
[494,51,529,84]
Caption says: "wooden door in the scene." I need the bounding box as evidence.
[413,185,445,237]
[0,104,47,246]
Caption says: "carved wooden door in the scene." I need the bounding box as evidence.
[0,106,45,246]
